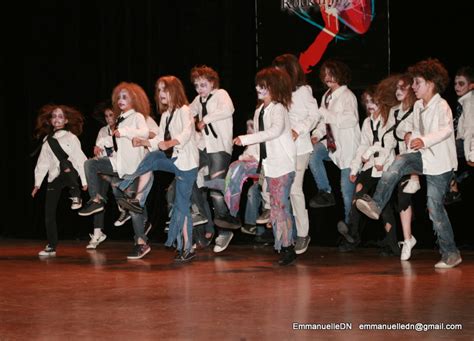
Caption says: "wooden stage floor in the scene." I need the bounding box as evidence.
[0,239,472,340]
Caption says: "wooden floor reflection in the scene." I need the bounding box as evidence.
[0,239,472,340]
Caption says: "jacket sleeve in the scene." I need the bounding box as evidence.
[69,134,88,186]
[291,87,321,135]
[421,102,454,148]
[118,113,149,140]
[239,105,286,146]
[174,106,194,147]
[34,141,50,187]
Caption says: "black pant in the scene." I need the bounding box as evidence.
[44,170,80,248]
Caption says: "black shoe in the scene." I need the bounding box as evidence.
[78,200,105,216]
[337,221,355,243]
[127,243,151,260]
[338,239,359,253]
[241,224,257,235]
[117,197,144,214]
[254,229,274,245]
[278,246,296,266]
[175,250,196,262]
[444,191,462,205]
[309,191,336,208]
[214,215,241,230]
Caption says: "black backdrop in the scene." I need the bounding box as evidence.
[2,1,473,248]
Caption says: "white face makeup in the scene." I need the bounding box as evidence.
[194,77,214,98]
[365,95,379,116]
[51,108,68,130]
[454,75,471,97]
[157,82,171,106]
[323,68,339,91]
[255,85,269,100]
[395,80,410,102]
[117,89,133,112]
[412,77,433,101]
[104,109,116,127]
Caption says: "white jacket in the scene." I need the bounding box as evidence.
[390,104,414,155]
[456,90,474,160]
[289,85,321,155]
[411,94,458,175]
[109,109,149,178]
[95,125,114,157]
[34,130,88,187]
[238,102,296,178]
[149,105,199,171]
[350,115,396,178]
[189,88,234,155]
[312,85,360,169]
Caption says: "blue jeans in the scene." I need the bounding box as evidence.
[201,150,231,218]
[308,142,354,223]
[372,152,459,258]
[119,151,198,252]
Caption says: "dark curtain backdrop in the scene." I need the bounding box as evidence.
[2,1,473,248]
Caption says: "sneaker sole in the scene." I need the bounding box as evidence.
[213,233,234,253]
[256,218,270,224]
[434,257,462,269]
[355,199,380,220]
[86,235,107,249]
[241,227,257,236]
[78,206,105,216]
[175,253,196,262]
[127,247,151,260]
[71,205,82,210]
[295,236,311,255]
[192,219,208,227]
[38,252,56,257]
[337,221,355,243]
[308,202,336,209]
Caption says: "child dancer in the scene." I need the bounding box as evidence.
[234,67,297,265]
[272,53,320,255]
[79,82,151,259]
[32,104,88,256]
[357,59,461,269]
[118,76,199,262]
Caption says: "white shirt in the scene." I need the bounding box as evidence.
[34,130,88,187]
[411,94,458,175]
[288,85,321,155]
[95,125,114,157]
[350,115,396,178]
[456,90,474,160]
[109,109,149,178]
[390,104,414,154]
[189,88,234,154]
[312,85,361,169]
[149,105,199,171]
[239,102,296,178]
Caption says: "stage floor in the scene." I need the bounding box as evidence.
[0,239,472,340]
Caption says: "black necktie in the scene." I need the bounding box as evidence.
[257,107,267,173]
[112,115,125,152]
[453,102,463,133]
[324,91,337,152]
[200,94,218,138]
[163,111,174,158]
[371,119,380,157]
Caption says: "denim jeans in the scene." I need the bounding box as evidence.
[308,142,354,223]
[372,152,459,257]
[201,150,231,218]
[119,150,198,252]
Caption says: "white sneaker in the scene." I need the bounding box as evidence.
[399,235,417,261]
[70,197,82,210]
[38,245,56,257]
[434,254,462,269]
[256,209,270,224]
[403,179,421,194]
[213,231,234,253]
[86,233,107,249]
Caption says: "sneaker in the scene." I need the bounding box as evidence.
[444,191,462,205]
[309,191,336,208]
[174,250,196,262]
[256,209,271,224]
[192,212,208,226]
[336,221,355,244]
[78,200,105,216]
[86,232,107,249]
[214,215,241,230]
[434,254,462,269]
[254,229,274,245]
[127,243,151,260]
[278,246,296,266]
[355,195,381,220]
[338,239,359,252]
[241,224,257,235]
[213,231,234,253]
[294,235,311,255]
[70,197,82,210]
[399,235,417,261]
[38,245,56,257]
[114,210,131,227]
[402,178,421,194]
[117,197,143,214]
